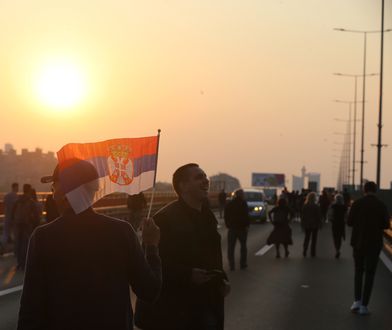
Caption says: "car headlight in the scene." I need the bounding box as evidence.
[253,206,263,212]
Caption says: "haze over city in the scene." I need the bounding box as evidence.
[1,0,391,189]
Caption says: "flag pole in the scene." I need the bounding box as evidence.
[147,129,161,218]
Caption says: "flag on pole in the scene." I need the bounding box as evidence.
[56,136,159,214]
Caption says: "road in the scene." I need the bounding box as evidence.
[1,216,392,330]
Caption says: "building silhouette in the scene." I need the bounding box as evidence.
[0,144,57,192]
[209,173,241,193]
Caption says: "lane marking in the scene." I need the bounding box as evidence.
[255,244,273,256]
[380,251,392,273]
[0,285,23,297]
[3,266,17,286]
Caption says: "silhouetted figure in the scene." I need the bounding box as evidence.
[44,194,59,222]
[11,184,38,270]
[327,194,347,258]
[319,189,331,223]
[127,192,147,230]
[343,188,351,208]
[30,188,42,230]
[1,182,18,254]
[218,189,227,219]
[17,159,161,330]
[135,163,230,330]
[301,192,322,257]
[267,198,293,258]
[347,181,390,315]
[224,189,250,270]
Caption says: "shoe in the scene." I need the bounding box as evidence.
[335,251,340,259]
[350,301,361,312]
[240,265,248,270]
[303,251,307,257]
[285,251,290,258]
[276,254,281,259]
[359,305,370,315]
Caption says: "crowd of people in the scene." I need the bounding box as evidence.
[0,161,389,328]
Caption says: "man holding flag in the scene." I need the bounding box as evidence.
[17,136,162,330]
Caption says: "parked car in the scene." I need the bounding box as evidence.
[231,188,268,223]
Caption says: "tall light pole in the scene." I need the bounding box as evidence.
[333,73,376,188]
[334,27,391,188]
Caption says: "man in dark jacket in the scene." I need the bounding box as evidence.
[135,163,230,330]
[347,181,390,315]
[224,189,250,270]
[17,159,162,330]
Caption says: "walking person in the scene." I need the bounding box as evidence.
[327,194,347,259]
[267,198,293,258]
[319,189,331,223]
[11,184,39,270]
[301,192,322,257]
[218,189,227,219]
[135,163,230,330]
[1,182,19,255]
[127,192,147,230]
[224,189,250,270]
[347,181,390,315]
[18,159,162,330]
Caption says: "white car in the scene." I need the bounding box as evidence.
[231,188,268,223]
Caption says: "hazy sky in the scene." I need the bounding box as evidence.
[1,0,391,189]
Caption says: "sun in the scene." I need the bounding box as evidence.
[35,59,87,110]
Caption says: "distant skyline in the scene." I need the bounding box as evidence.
[1,1,391,189]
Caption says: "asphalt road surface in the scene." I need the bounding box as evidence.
[1,216,392,330]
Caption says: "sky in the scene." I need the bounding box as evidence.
[0,0,391,189]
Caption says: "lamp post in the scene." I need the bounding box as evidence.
[333,73,376,188]
[334,26,391,188]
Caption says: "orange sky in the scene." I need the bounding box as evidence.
[0,0,391,189]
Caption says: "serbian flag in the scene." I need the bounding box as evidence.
[56,136,159,214]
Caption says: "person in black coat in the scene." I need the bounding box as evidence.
[301,192,322,257]
[347,181,390,315]
[327,194,347,258]
[224,189,250,270]
[135,163,230,330]
[17,159,162,330]
[267,198,293,258]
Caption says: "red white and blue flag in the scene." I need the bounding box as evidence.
[56,136,158,214]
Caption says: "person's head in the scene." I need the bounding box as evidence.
[234,189,244,200]
[172,163,209,201]
[278,198,287,207]
[41,158,99,214]
[364,181,377,194]
[334,194,344,205]
[11,182,18,193]
[23,183,32,196]
[305,192,317,205]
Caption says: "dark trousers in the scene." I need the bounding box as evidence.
[303,228,318,256]
[353,248,381,306]
[227,228,248,269]
[14,223,32,269]
[332,226,344,252]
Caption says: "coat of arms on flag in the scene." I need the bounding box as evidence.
[55,135,159,214]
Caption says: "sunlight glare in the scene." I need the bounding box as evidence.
[35,59,87,110]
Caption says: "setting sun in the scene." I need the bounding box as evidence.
[34,59,87,110]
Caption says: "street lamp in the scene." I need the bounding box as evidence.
[333,73,376,188]
[334,26,392,188]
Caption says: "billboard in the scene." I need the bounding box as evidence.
[252,173,285,187]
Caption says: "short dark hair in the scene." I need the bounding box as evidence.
[364,181,377,193]
[23,183,32,195]
[11,182,18,189]
[172,163,199,195]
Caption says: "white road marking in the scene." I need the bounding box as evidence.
[0,285,23,297]
[255,244,273,256]
[380,251,392,273]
